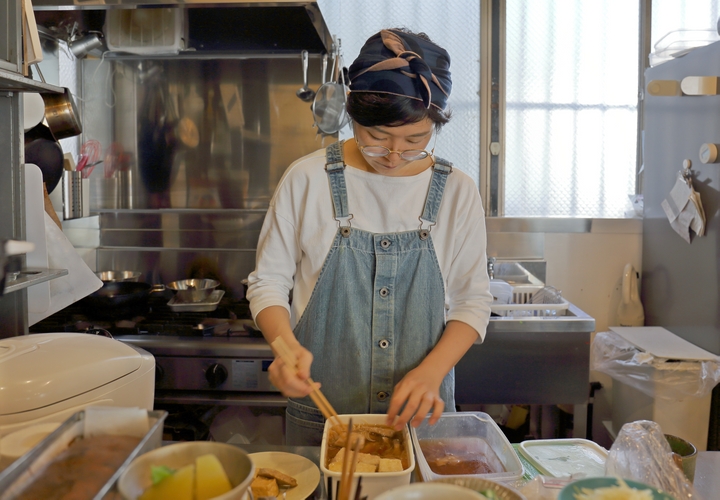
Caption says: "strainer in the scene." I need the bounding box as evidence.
[312,43,350,136]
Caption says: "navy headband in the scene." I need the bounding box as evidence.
[348,29,452,110]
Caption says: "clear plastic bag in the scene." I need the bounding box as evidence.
[591,330,720,400]
[605,420,699,499]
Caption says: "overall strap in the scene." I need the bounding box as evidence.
[325,141,351,220]
[420,156,453,227]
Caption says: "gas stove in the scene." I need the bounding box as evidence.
[30,292,283,410]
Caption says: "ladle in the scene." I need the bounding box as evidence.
[296,50,316,102]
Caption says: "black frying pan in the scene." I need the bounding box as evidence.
[82,281,165,309]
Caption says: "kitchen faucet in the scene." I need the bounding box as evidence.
[487,257,496,280]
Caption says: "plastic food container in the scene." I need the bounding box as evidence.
[517,438,608,478]
[0,408,167,500]
[320,414,415,500]
[410,412,523,483]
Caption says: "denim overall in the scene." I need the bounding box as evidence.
[285,141,455,446]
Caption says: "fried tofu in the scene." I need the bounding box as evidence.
[250,476,279,498]
[378,458,404,472]
[328,461,377,473]
[257,467,298,488]
[331,448,381,467]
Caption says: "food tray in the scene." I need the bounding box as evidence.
[168,289,224,312]
[517,438,608,479]
[320,414,415,500]
[0,409,167,500]
[411,411,523,483]
[490,285,569,317]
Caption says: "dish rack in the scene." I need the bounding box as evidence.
[490,284,569,317]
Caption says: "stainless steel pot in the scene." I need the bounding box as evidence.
[41,88,83,140]
[166,278,219,303]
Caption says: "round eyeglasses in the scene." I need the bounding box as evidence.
[355,138,433,161]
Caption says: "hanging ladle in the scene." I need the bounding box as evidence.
[296,50,316,102]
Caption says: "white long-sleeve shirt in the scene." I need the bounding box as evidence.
[246,148,492,340]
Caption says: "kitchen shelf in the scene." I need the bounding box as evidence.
[3,267,68,294]
[0,68,63,93]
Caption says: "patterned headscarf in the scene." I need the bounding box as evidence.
[348,29,452,110]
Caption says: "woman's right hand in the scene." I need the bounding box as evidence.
[267,340,317,398]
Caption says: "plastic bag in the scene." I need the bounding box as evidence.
[591,330,720,400]
[605,420,699,499]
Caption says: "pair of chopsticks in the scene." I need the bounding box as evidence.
[338,418,365,500]
[270,337,343,429]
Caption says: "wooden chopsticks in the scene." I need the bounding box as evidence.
[271,337,343,429]
[338,418,365,500]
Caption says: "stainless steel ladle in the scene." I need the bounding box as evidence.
[296,50,316,102]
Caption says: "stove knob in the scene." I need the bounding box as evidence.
[205,363,228,388]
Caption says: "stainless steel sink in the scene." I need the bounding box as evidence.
[456,302,595,408]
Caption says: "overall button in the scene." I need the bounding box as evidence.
[377,391,389,401]
[380,239,391,249]
[378,339,389,348]
[379,287,389,297]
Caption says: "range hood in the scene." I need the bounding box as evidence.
[32,1,334,54]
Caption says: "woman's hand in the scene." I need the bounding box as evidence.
[267,342,316,398]
[256,305,317,398]
[385,366,445,431]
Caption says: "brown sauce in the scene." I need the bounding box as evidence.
[419,437,505,475]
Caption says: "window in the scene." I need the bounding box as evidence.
[320,0,720,218]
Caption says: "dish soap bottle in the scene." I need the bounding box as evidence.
[617,263,645,326]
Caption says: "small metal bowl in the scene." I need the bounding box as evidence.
[166,278,220,303]
[95,270,142,282]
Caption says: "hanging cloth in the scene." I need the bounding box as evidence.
[661,160,705,243]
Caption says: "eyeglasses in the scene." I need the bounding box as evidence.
[355,137,434,161]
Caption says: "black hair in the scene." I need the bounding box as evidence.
[346,92,452,131]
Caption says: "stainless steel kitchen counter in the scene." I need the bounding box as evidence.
[455,302,596,438]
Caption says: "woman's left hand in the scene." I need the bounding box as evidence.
[385,366,445,431]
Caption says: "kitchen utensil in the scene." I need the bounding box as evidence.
[166,278,220,303]
[312,44,350,135]
[296,50,316,102]
[82,281,165,309]
[665,434,697,483]
[95,270,142,282]
[24,123,64,193]
[41,87,83,140]
[117,441,255,500]
[271,336,342,429]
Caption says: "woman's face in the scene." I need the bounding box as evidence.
[353,119,435,177]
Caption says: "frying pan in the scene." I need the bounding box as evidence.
[24,123,64,193]
[82,281,165,309]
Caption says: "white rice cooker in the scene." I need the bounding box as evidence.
[0,332,155,440]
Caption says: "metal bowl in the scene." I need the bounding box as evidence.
[95,270,142,282]
[166,278,220,303]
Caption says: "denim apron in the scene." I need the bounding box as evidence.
[285,141,455,446]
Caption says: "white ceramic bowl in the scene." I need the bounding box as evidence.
[375,482,488,500]
[117,441,255,500]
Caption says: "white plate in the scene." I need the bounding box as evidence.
[249,451,320,500]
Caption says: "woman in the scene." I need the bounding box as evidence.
[247,28,493,446]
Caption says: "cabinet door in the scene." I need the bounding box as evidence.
[0,0,21,73]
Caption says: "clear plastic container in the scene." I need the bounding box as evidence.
[650,30,720,67]
[105,8,184,55]
[410,412,523,483]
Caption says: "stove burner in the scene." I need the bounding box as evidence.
[30,292,258,337]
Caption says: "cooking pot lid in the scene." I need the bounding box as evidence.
[0,333,145,415]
